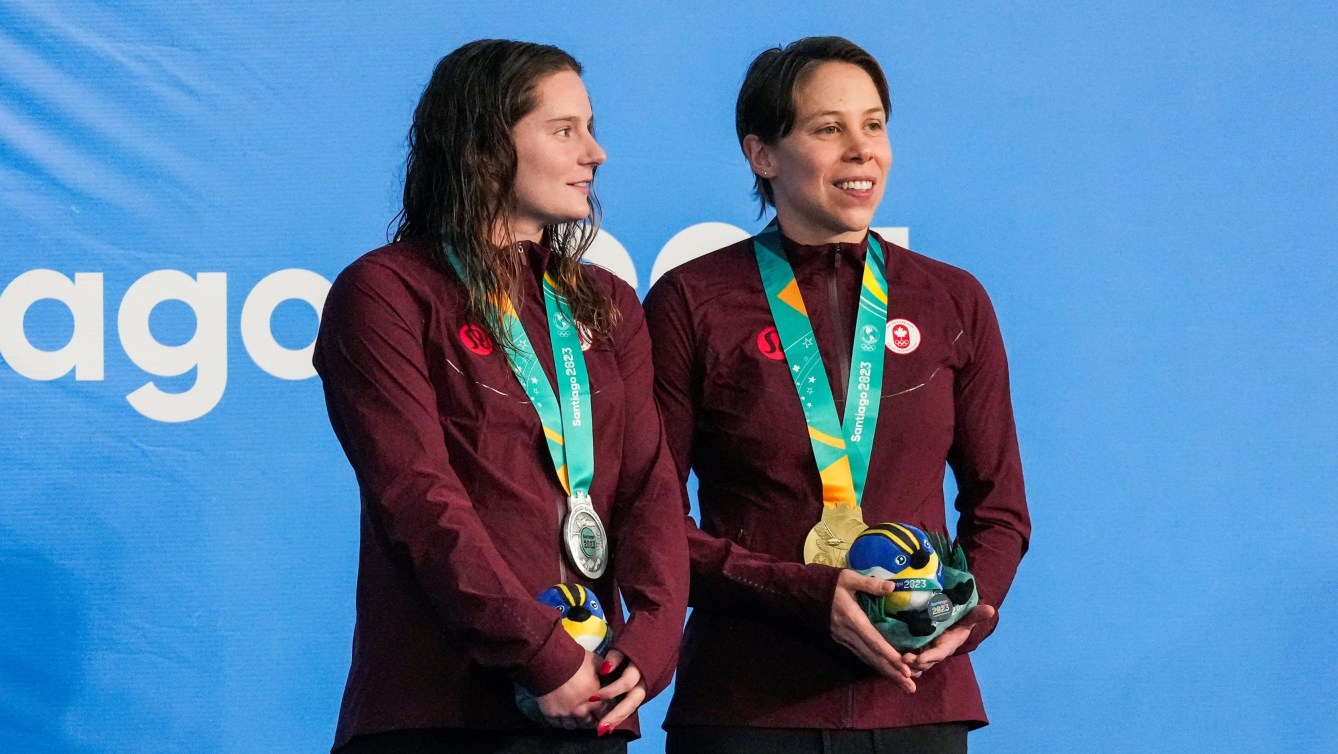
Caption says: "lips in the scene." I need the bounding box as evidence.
[833,177,878,204]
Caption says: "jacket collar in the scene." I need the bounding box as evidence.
[777,226,870,271]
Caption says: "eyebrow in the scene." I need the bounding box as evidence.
[545,116,597,133]
[805,107,886,120]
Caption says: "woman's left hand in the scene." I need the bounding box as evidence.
[902,604,996,673]
[591,648,647,737]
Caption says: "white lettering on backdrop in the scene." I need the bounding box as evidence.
[0,224,907,421]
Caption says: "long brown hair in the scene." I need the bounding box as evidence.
[393,39,618,350]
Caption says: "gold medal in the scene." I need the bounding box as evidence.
[802,505,868,566]
[752,225,891,572]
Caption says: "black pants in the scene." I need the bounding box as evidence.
[665,724,969,754]
[338,728,628,754]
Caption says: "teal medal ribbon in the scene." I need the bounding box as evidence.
[752,221,890,565]
[446,249,607,578]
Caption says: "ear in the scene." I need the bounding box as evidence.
[741,134,776,179]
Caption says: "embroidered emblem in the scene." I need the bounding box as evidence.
[459,324,494,356]
[886,319,921,355]
[757,326,785,361]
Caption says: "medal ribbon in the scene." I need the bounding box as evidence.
[445,252,595,498]
[753,221,889,511]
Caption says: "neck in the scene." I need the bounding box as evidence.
[491,220,544,247]
[773,214,866,246]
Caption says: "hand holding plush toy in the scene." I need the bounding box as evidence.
[848,523,979,652]
[515,583,613,723]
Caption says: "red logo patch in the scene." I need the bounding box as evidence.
[886,319,921,355]
[892,324,911,349]
[459,324,494,356]
[756,326,784,360]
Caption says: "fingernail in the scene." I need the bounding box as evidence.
[588,695,602,702]
[598,724,611,736]
[599,661,614,675]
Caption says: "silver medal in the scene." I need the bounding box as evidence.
[563,490,608,579]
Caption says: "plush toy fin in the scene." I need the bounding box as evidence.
[944,577,975,606]
[892,610,937,636]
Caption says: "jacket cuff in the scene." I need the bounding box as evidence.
[797,563,846,633]
[512,622,585,697]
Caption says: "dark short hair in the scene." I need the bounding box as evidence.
[736,37,891,212]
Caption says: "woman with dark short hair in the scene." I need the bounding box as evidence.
[645,37,1030,754]
[315,39,688,754]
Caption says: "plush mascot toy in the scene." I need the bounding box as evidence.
[515,583,613,723]
[848,523,979,651]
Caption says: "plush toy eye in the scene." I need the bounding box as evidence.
[895,555,907,566]
[554,605,564,612]
[590,602,599,610]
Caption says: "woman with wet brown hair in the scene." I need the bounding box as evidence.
[315,39,688,754]
[645,36,1030,754]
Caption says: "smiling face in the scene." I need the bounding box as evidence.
[744,61,892,245]
[508,69,606,243]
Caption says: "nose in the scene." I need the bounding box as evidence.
[583,130,607,168]
[844,132,873,163]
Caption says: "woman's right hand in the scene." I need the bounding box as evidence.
[829,569,918,693]
[534,651,604,729]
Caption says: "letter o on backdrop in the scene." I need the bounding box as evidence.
[241,269,331,380]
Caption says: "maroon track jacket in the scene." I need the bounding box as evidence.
[315,240,689,749]
[643,230,1030,731]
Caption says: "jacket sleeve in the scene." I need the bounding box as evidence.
[600,278,691,699]
[643,273,842,634]
[946,275,1031,654]
[313,260,584,696]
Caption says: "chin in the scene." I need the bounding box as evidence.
[832,218,874,238]
[562,204,593,223]
[820,207,873,233]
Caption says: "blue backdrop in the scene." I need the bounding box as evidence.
[2,2,1335,752]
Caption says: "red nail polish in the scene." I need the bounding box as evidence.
[599,661,614,675]
[588,695,602,702]
[599,724,611,736]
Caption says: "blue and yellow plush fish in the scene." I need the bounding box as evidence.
[515,583,614,723]
[535,582,613,654]
[848,523,978,650]
[848,522,945,610]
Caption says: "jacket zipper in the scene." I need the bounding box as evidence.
[835,248,854,728]
[829,250,849,420]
